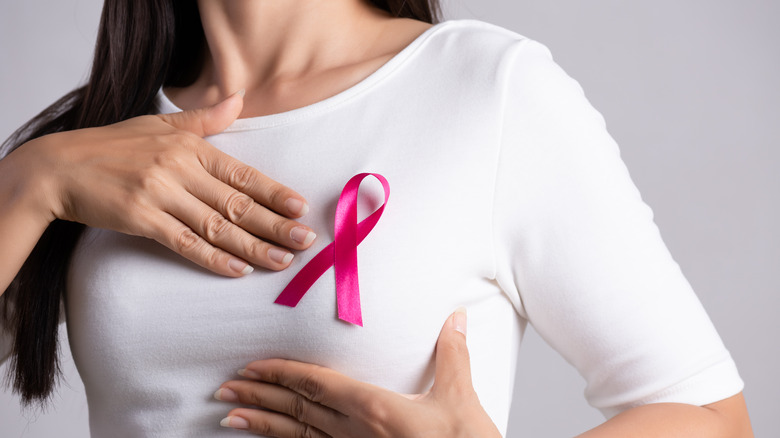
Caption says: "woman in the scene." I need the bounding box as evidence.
[0,0,752,436]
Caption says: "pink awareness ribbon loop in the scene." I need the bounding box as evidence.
[274,173,390,326]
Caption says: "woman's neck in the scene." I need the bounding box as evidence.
[192,0,394,101]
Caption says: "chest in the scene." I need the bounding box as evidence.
[65,119,501,392]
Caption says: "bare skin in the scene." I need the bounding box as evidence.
[166,0,433,118]
[0,93,315,290]
[0,0,753,435]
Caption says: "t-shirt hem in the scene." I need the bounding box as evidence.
[599,356,745,418]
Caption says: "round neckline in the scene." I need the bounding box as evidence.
[156,20,456,132]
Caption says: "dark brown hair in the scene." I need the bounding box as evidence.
[1,0,442,406]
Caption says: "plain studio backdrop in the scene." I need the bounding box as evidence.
[1,0,777,436]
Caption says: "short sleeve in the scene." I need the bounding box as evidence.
[491,38,744,417]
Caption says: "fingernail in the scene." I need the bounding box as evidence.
[290,227,317,245]
[453,307,467,336]
[213,387,239,402]
[285,198,309,216]
[268,248,293,264]
[220,416,249,429]
[237,368,261,379]
[228,258,253,275]
[235,88,246,98]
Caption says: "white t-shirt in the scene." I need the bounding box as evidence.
[2,19,743,437]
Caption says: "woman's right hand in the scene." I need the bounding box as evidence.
[19,91,315,277]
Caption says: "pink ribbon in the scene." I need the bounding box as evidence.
[274,173,390,326]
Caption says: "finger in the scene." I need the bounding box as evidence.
[216,380,344,433]
[431,307,474,397]
[164,189,295,271]
[196,147,310,218]
[144,209,253,277]
[241,359,377,414]
[185,169,316,250]
[156,90,244,137]
[220,408,331,438]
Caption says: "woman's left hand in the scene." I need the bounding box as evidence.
[214,309,502,437]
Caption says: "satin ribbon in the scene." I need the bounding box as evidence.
[274,173,390,326]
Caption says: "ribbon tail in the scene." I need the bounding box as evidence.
[274,243,335,307]
[334,174,361,325]
[335,248,362,326]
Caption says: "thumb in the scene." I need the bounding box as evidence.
[157,89,244,137]
[431,307,474,396]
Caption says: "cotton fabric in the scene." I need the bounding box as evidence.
[1,19,743,437]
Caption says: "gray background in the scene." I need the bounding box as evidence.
[1,0,777,436]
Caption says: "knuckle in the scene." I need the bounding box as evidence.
[244,389,265,408]
[205,248,223,270]
[136,166,169,194]
[202,212,231,242]
[358,397,390,436]
[266,186,287,209]
[265,366,286,385]
[149,149,189,176]
[271,218,288,240]
[228,164,256,191]
[297,373,326,403]
[361,397,394,436]
[361,397,389,423]
[124,190,151,214]
[244,239,267,262]
[289,394,308,423]
[173,228,201,254]
[224,192,255,223]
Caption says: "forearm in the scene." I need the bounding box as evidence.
[577,393,753,438]
[0,139,56,294]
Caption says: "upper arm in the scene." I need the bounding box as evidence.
[703,392,754,438]
[492,38,744,416]
[574,392,753,437]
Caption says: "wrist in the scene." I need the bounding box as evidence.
[2,134,63,224]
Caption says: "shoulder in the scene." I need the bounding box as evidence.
[414,20,558,85]
[423,19,549,61]
[427,19,529,48]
